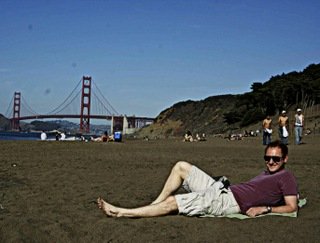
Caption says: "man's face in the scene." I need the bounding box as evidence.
[264,147,287,173]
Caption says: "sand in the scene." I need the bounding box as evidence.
[0,135,319,242]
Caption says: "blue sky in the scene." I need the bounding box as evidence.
[1,0,320,120]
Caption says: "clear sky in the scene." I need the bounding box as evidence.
[1,0,320,119]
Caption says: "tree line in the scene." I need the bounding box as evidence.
[224,63,320,127]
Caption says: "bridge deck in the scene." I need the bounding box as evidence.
[16,115,154,121]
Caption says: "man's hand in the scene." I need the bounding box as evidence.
[245,196,298,217]
[246,206,268,217]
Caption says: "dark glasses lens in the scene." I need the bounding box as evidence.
[264,156,282,163]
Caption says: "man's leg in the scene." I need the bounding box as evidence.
[151,161,192,205]
[298,127,303,143]
[295,127,299,144]
[267,133,271,145]
[278,127,282,140]
[97,195,178,218]
[262,131,267,145]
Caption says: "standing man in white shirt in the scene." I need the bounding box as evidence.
[294,108,304,145]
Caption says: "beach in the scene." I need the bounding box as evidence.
[1,136,319,242]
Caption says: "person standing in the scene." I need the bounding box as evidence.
[278,111,289,145]
[40,131,47,141]
[60,131,66,141]
[183,130,194,142]
[294,108,304,145]
[262,115,272,145]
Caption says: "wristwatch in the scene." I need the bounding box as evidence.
[266,206,272,213]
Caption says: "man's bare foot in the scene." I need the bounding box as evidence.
[97,197,121,217]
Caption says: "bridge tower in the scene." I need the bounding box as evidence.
[11,92,21,130]
[80,76,92,133]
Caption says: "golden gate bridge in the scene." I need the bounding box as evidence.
[5,76,154,134]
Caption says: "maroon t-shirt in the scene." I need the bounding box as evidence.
[230,169,298,214]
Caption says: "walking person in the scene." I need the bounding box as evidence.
[294,108,304,145]
[262,115,272,145]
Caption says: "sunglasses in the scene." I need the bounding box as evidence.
[264,155,283,163]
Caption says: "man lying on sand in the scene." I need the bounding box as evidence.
[97,140,298,218]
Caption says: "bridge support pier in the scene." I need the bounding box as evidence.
[11,92,21,130]
[111,116,148,135]
[123,116,139,134]
[111,116,124,134]
[80,76,92,133]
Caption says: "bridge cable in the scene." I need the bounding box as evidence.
[4,96,14,118]
[92,81,119,115]
[22,96,40,116]
[92,92,101,115]
[51,89,81,114]
[46,78,82,115]
[92,92,114,115]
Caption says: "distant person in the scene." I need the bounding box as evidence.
[294,108,304,145]
[55,132,61,141]
[202,133,207,141]
[262,115,272,145]
[244,130,249,137]
[60,132,66,141]
[91,131,109,142]
[97,141,298,218]
[304,128,311,136]
[228,133,243,141]
[278,111,289,145]
[183,130,193,142]
[40,131,47,141]
[108,134,115,142]
[196,133,207,142]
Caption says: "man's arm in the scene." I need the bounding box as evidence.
[246,195,298,217]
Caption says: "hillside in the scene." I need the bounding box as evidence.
[138,63,320,138]
[138,95,239,138]
[0,114,10,131]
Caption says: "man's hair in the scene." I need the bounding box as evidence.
[265,140,288,158]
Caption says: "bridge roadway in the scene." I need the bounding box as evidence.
[17,114,155,121]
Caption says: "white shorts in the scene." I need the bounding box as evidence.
[175,166,240,216]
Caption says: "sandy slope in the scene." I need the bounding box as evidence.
[0,135,319,242]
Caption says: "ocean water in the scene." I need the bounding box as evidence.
[0,131,87,141]
[0,131,42,141]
